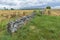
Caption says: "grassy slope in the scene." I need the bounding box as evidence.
[0,13,60,40]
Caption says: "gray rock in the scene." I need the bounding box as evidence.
[7,13,36,33]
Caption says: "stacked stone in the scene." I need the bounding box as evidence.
[7,12,36,33]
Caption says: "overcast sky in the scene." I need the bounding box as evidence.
[0,0,60,9]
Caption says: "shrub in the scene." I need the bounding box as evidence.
[46,6,51,9]
[11,8,14,10]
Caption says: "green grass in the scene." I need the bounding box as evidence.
[0,14,60,40]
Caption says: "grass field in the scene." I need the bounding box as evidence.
[0,10,34,22]
[44,9,60,16]
[0,10,60,40]
[0,10,33,16]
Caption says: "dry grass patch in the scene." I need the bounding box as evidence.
[0,10,34,22]
[30,26,36,30]
[44,9,60,16]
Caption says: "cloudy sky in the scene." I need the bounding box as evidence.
[0,0,60,9]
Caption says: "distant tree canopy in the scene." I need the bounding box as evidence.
[4,7,8,10]
[11,8,14,10]
[46,6,51,9]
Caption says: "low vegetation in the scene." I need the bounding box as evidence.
[0,10,60,40]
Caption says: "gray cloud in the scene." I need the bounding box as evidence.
[0,0,59,9]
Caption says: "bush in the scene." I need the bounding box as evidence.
[11,8,14,10]
[46,6,51,9]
